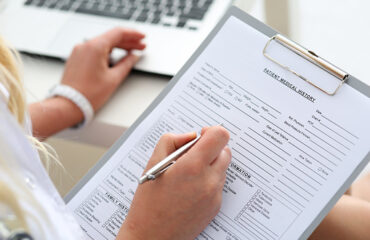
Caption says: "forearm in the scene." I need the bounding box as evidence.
[310,195,370,240]
[29,96,84,139]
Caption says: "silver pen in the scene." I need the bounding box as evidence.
[139,134,201,184]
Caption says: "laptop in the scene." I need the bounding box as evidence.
[0,0,232,76]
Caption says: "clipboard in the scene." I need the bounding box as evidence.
[65,6,370,239]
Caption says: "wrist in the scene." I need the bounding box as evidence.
[29,97,84,139]
[47,84,94,128]
[118,218,174,240]
[118,220,157,240]
[51,96,84,125]
[117,222,143,240]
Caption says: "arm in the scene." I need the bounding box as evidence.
[29,27,145,139]
[309,195,370,240]
[310,174,370,240]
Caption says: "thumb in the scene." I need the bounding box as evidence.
[144,132,197,172]
[110,52,140,83]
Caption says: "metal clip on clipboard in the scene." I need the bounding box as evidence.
[263,34,348,96]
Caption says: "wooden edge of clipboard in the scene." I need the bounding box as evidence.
[64,6,370,239]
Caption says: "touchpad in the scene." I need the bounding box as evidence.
[48,18,118,58]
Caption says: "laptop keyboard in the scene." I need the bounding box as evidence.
[24,0,215,31]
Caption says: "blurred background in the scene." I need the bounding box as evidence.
[33,0,370,197]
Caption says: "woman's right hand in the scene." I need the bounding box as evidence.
[117,126,231,240]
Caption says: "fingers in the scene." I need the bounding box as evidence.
[117,40,146,50]
[144,132,197,171]
[211,146,231,174]
[185,126,230,166]
[201,126,210,135]
[90,27,145,51]
[110,52,140,82]
[154,132,197,159]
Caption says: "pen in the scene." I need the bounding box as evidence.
[139,134,201,184]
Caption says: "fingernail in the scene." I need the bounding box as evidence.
[132,54,140,62]
[201,126,210,134]
[127,54,140,65]
[184,131,197,138]
[223,146,231,157]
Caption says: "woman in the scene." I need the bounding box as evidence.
[0,27,232,239]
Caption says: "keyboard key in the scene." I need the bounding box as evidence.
[46,0,58,9]
[115,6,125,13]
[24,0,34,5]
[178,3,186,9]
[48,3,57,9]
[59,2,74,11]
[76,3,100,15]
[166,10,175,16]
[176,20,186,28]
[106,4,119,14]
[120,13,134,20]
[129,6,137,12]
[36,0,46,7]
[181,8,206,20]
[153,9,162,15]
[136,17,147,22]
[151,18,161,24]
[136,13,148,22]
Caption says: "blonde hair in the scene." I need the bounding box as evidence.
[0,37,26,124]
[0,37,59,237]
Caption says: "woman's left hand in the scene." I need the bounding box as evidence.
[29,28,145,138]
[61,27,146,112]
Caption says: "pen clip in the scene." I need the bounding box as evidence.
[154,161,176,178]
[139,134,201,184]
[139,160,177,183]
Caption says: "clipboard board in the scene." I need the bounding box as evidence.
[65,6,370,240]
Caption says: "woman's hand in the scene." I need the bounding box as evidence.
[30,28,145,138]
[117,126,231,240]
[61,27,145,112]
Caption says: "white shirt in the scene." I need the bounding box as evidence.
[0,83,86,240]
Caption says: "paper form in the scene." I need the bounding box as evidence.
[67,16,370,240]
